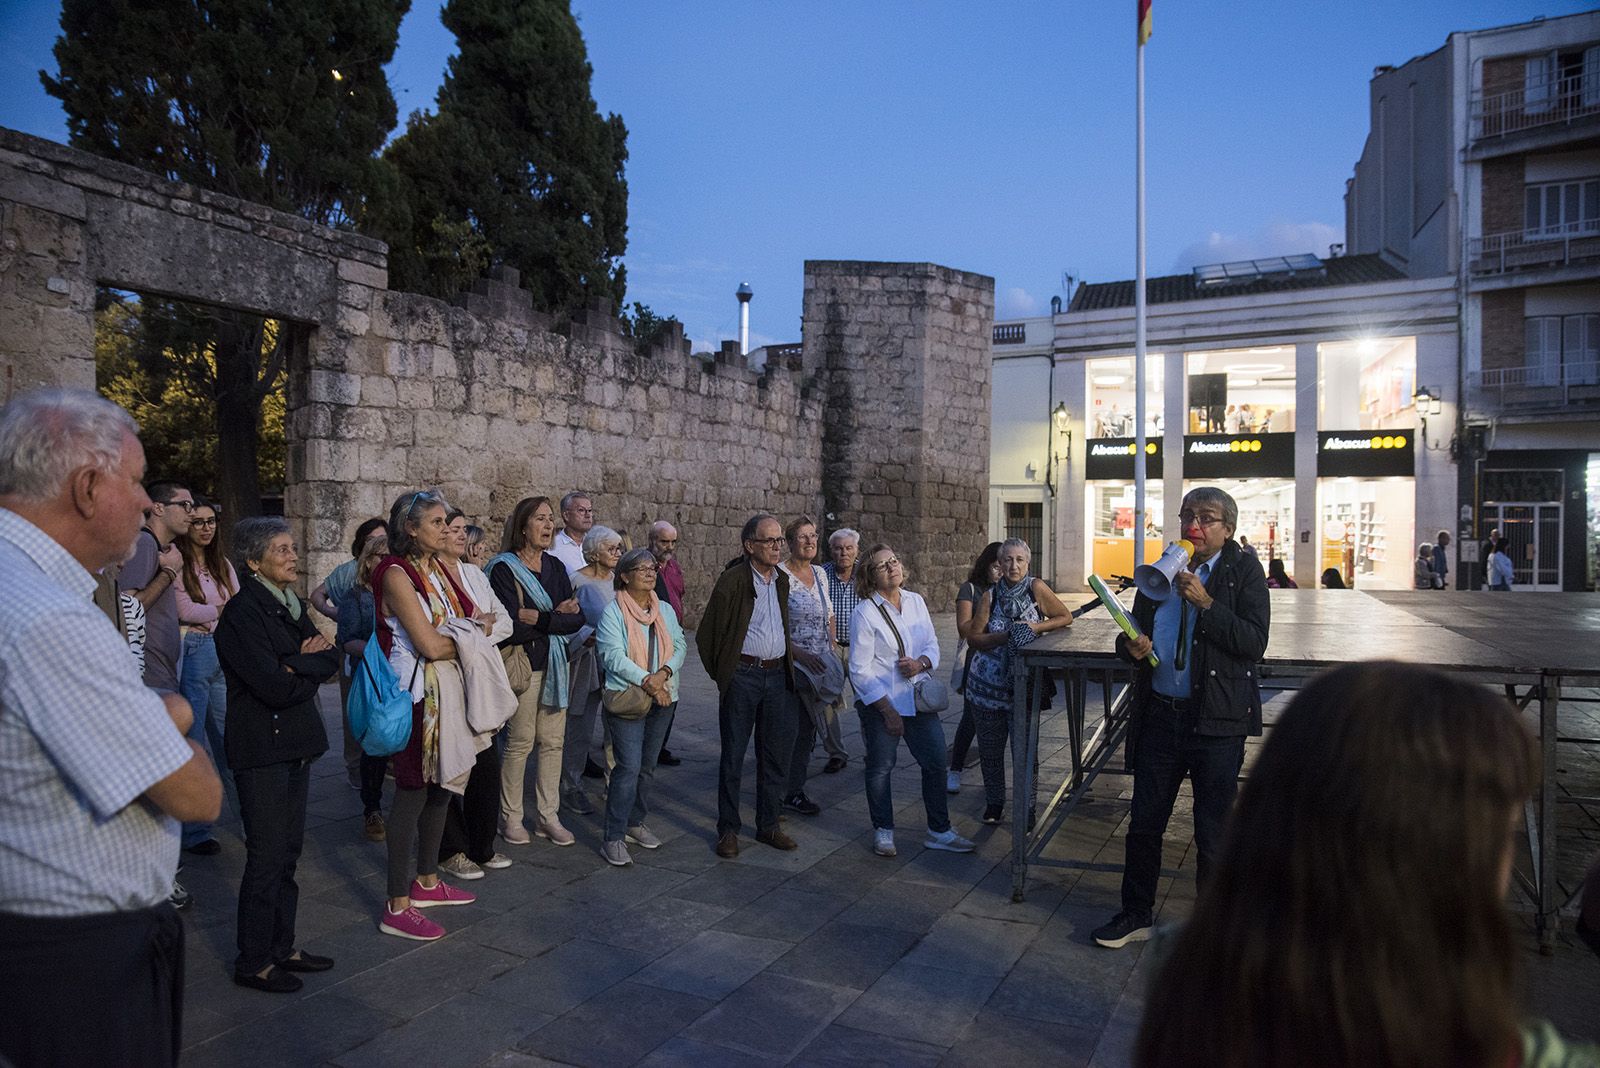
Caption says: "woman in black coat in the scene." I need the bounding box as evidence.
[215,517,342,993]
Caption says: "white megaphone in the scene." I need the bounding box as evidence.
[1133,539,1194,601]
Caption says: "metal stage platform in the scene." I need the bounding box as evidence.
[1007,589,1600,949]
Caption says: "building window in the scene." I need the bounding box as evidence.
[1526,314,1600,386]
[1004,502,1044,556]
[1526,52,1557,114]
[1184,347,1296,434]
[1086,356,1164,439]
[1525,178,1600,238]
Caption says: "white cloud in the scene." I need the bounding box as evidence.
[998,286,1040,318]
[1172,221,1342,272]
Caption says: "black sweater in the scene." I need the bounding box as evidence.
[489,553,584,671]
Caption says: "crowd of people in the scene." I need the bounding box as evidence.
[2,386,1593,1068]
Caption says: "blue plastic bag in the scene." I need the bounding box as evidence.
[347,637,418,757]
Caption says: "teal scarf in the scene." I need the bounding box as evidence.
[488,551,570,709]
[253,571,302,620]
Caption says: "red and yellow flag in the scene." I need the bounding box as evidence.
[1138,0,1152,45]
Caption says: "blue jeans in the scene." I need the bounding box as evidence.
[603,703,675,842]
[180,631,234,844]
[1120,700,1245,917]
[857,702,950,833]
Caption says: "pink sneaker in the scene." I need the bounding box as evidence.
[378,906,444,941]
[410,879,476,908]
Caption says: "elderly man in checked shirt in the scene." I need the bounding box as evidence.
[0,389,221,1068]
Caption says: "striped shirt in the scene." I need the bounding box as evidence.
[0,508,192,916]
[824,562,861,645]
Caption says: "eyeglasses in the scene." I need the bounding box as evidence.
[628,563,659,574]
[568,507,594,517]
[748,537,785,548]
[873,557,901,571]
[191,517,218,528]
[1178,512,1225,527]
[159,498,196,513]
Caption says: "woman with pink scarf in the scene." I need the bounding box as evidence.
[594,548,688,866]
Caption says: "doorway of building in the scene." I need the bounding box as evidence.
[1483,502,1563,590]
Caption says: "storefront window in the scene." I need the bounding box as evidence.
[1318,337,1416,430]
[1184,347,1296,434]
[1316,478,1416,589]
[1087,356,1164,439]
[1182,479,1294,575]
[1086,482,1164,581]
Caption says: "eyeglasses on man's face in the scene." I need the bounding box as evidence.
[1178,511,1224,528]
[159,498,196,513]
[748,537,785,548]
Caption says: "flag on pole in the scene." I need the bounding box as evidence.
[1138,0,1152,45]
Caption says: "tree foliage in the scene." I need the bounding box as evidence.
[618,302,679,355]
[43,0,409,228]
[96,293,287,515]
[380,0,629,316]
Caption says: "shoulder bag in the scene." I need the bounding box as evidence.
[500,581,534,696]
[874,600,950,713]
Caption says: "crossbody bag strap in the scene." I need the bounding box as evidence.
[874,600,907,658]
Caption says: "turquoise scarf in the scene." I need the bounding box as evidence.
[253,571,302,620]
[488,551,570,709]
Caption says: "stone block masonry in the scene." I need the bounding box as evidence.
[0,128,993,622]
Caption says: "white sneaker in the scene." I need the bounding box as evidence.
[536,819,576,847]
[625,824,661,850]
[601,840,633,867]
[874,828,897,857]
[925,828,976,853]
[481,853,513,870]
[438,853,485,880]
[946,770,961,795]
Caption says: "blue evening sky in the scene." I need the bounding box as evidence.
[0,1,1584,352]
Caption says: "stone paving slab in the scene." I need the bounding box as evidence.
[173,618,1600,1066]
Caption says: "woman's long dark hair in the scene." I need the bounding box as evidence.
[1266,557,1290,585]
[177,499,235,604]
[966,541,1003,590]
[1137,661,1539,1068]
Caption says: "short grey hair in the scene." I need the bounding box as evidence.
[0,388,138,502]
[234,516,291,569]
[582,524,622,563]
[828,527,860,548]
[1181,486,1238,534]
[560,491,592,513]
[999,537,1032,559]
[614,547,659,589]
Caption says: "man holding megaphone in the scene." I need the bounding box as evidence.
[1092,486,1271,950]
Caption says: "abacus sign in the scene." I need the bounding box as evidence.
[1085,437,1164,480]
[1316,431,1415,477]
[1181,432,1295,478]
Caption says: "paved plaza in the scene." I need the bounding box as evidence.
[174,616,1600,1067]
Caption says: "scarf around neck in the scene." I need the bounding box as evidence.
[487,551,570,709]
[617,590,673,702]
[253,571,302,620]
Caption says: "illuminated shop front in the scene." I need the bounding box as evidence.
[1085,437,1164,580]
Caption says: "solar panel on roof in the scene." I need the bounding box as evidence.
[1191,253,1326,288]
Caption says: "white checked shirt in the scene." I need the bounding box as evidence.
[0,508,192,916]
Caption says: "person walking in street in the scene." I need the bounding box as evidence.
[0,388,221,1067]
[1414,542,1437,590]
[849,543,975,858]
[1093,486,1270,950]
[1432,529,1450,590]
[1487,537,1515,591]
[696,514,801,857]
[780,515,836,819]
[173,497,239,850]
[595,548,687,866]
[489,496,584,847]
[216,517,342,992]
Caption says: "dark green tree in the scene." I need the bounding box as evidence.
[381,0,629,317]
[43,0,408,519]
[619,302,679,356]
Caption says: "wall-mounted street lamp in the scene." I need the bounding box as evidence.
[1047,401,1072,495]
[1413,386,1442,416]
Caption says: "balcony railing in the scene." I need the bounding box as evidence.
[1468,225,1600,276]
[1472,70,1600,141]
[1470,361,1600,409]
[993,323,1027,344]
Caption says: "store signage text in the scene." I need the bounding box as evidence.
[1181,433,1295,478]
[1316,431,1414,477]
[1085,437,1163,480]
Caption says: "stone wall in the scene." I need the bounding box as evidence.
[0,128,992,624]
[804,261,994,611]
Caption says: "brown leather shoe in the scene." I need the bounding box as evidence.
[715,831,739,858]
[755,828,798,851]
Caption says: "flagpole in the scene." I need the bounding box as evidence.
[1133,11,1148,570]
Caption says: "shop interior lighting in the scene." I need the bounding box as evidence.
[1092,375,1127,386]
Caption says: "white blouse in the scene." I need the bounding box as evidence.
[848,590,940,717]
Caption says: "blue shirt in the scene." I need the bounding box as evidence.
[1151,555,1214,699]
[0,509,193,915]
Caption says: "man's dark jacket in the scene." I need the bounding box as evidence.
[695,560,795,694]
[1115,538,1270,751]
[216,576,343,771]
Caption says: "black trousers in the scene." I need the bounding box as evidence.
[234,757,311,976]
[0,903,184,1067]
[440,745,503,864]
[717,662,798,836]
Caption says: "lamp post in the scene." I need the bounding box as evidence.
[736,282,753,356]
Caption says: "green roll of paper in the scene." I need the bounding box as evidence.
[1088,573,1158,667]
